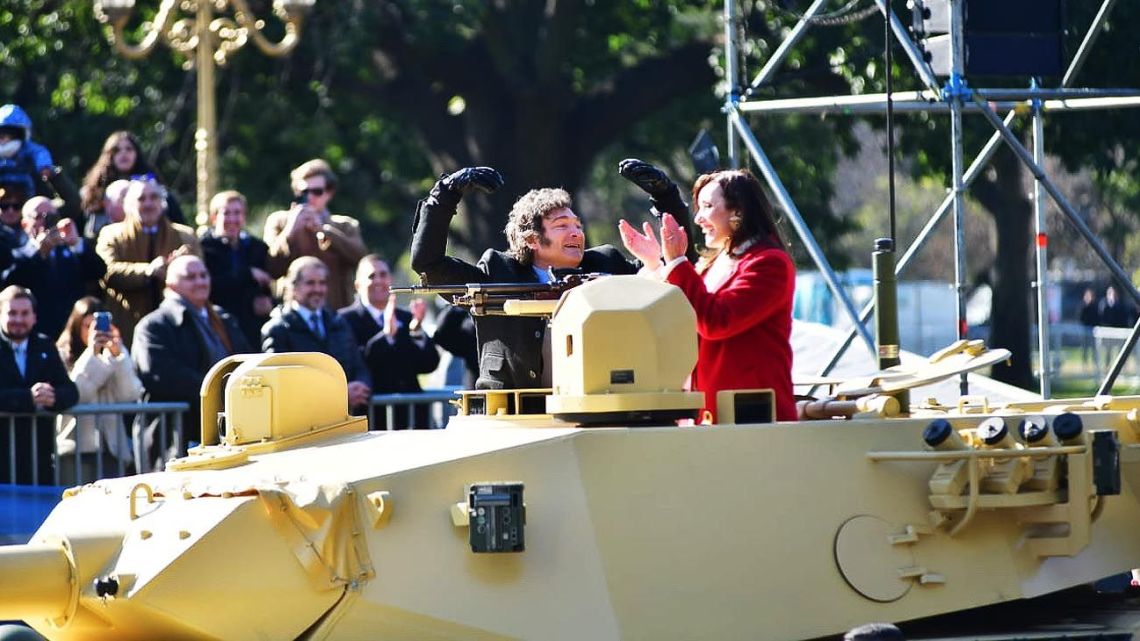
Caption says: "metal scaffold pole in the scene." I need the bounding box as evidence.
[947,0,969,396]
[1031,88,1052,398]
[728,0,1140,396]
[724,0,741,168]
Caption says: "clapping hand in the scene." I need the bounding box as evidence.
[617,219,662,270]
[409,297,427,333]
[659,214,689,262]
[618,213,689,269]
[439,167,504,196]
[384,293,399,338]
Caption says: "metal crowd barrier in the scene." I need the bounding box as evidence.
[2,390,466,487]
[1,402,189,487]
[367,388,461,430]
[1093,326,1138,378]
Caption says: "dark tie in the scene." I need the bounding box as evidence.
[310,313,324,340]
[145,230,157,260]
[13,344,25,379]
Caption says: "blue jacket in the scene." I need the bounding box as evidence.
[0,105,53,194]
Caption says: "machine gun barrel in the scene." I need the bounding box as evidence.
[0,541,74,622]
[391,281,565,298]
[393,273,607,316]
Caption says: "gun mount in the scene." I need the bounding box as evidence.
[3,277,1140,641]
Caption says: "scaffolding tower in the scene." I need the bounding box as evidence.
[723,0,1140,398]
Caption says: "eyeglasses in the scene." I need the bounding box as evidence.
[300,187,327,197]
[0,203,20,211]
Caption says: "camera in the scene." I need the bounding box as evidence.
[292,189,310,207]
[93,311,112,333]
[42,211,60,228]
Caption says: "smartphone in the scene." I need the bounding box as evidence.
[93,311,112,333]
[292,189,310,206]
[43,211,60,228]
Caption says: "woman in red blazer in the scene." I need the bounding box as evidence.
[619,169,796,423]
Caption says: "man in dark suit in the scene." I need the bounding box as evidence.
[0,285,79,484]
[199,190,280,347]
[262,256,371,414]
[132,255,251,470]
[8,196,107,338]
[410,165,690,390]
[1099,285,1135,329]
[339,255,439,429]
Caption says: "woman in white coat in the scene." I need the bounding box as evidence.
[56,296,143,485]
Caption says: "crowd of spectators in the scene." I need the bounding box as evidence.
[0,114,478,485]
[1078,284,1140,371]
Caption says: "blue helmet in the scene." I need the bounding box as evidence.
[0,105,32,140]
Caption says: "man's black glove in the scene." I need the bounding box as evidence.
[439,167,504,196]
[618,159,676,200]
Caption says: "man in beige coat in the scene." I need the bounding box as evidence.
[96,177,200,346]
[263,159,366,310]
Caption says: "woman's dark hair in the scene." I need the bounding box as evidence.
[80,131,163,215]
[691,169,784,254]
[57,296,104,369]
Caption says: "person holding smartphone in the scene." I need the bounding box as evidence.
[6,196,106,338]
[263,159,366,310]
[54,297,142,484]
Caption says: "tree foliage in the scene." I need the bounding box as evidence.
[2,0,865,271]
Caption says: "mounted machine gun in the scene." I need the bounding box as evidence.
[391,272,607,316]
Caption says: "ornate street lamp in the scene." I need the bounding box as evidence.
[94,0,314,225]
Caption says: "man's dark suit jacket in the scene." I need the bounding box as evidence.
[410,191,642,390]
[261,306,371,390]
[339,300,440,429]
[132,297,252,446]
[200,230,276,347]
[7,241,107,339]
[0,332,80,485]
[432,304,478,387]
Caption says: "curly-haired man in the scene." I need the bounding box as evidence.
[411,166,688,390]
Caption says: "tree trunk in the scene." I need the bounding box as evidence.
[971,147,1035,390]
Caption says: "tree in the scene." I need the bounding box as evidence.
[3,0,863,273]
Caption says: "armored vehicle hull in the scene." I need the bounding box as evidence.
[4,395,1140,641]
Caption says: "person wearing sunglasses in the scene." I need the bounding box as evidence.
[263,159,366,310]
[0,183,23,275]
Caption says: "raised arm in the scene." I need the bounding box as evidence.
[409,167,504,281]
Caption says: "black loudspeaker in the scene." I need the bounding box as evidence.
[914,0,1065,78]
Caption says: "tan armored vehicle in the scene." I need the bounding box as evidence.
[2,275,1140,641]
